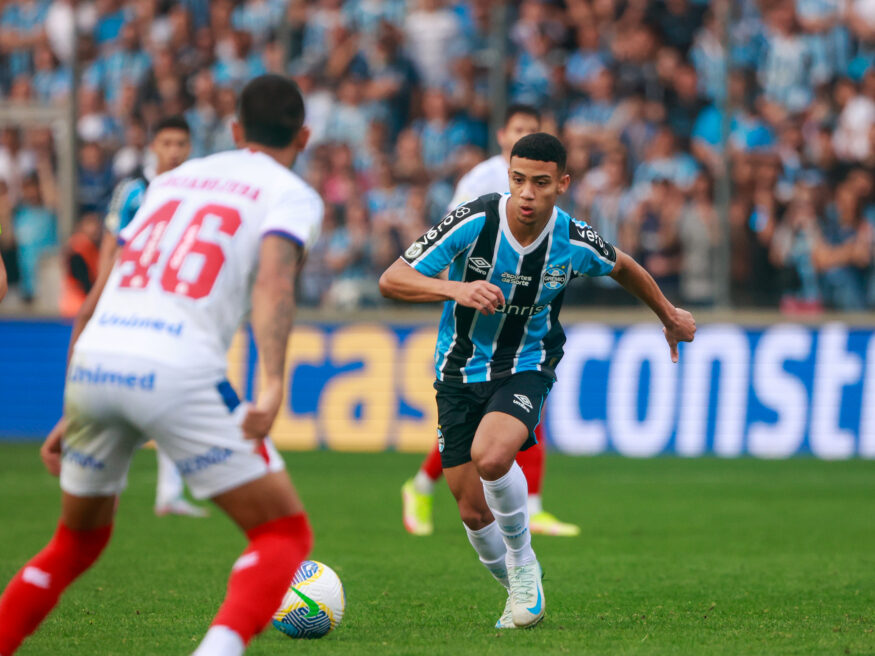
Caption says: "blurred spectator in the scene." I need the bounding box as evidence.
[813,180,873,308]
[77,141,114,216]
[404,0,462,88]
[13,171,57,303]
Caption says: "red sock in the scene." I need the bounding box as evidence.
[212,513,312,645]
[516,430,545,496]
[420,441,444,481]
[0,522,112,655]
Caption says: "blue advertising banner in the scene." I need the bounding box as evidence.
[1,320,873,458]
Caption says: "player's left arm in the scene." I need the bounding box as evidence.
[609,248,696,362]
[42,244,121,476]
[244,235,303,441]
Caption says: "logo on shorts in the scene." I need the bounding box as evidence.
[513,394,533,413]
[437,426,445,453]
[542,265,568,290]
[467,257,492,275]
[62,447,105,470]
[175,446,234,476]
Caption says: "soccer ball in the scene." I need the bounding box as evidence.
[272,560,345,639]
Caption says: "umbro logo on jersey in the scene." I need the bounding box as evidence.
[468,257,492,275]
[513,394,533,413]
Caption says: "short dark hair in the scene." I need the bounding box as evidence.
[151,115,190,138]
[504,103,540,127]
[510,132,566,172]
[238,74,305,148]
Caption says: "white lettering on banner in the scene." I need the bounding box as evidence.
[675,325,749,457]
[810,324,862,459]
[549,325,613,454]
[607,325,676,456]
[860,335,875,457]
[748,325,811,458]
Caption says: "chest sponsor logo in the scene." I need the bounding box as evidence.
[543,265,568,290]
[468,256,492,275]
[500,272,532,287]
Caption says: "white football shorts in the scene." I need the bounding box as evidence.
[60,350,284,500]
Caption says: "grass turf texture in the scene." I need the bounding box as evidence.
[0,445,873,655]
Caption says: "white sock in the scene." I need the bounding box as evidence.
[156,449,184,506]
[191,625,245,656]
[527,493,543,515]
[413,470,436,495]
[481,462,535,567]
[464,521,508,588]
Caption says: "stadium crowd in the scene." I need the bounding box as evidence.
[1,0,875,312]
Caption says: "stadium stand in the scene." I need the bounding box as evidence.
[0,0,873,312]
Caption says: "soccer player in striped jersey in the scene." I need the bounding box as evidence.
[44,116,205,518]
[380,133,696,629]
[402,104,582,538]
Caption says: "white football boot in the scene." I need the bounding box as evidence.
[495,595,516,629]
[508,560,545,628]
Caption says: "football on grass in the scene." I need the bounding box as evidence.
[272,560,345,639]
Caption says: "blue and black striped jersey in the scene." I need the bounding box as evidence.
[104,174,148,236]
[402,193,617,383]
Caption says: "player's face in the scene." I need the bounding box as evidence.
[151,128,191,174]
[498,114,540,154]
[508,156,570,226]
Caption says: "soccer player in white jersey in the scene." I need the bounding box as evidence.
[380,133,695,628]
[0,75,324,656]
[402,104,582,538]
[45,115,206,518]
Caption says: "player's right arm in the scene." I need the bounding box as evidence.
[43,180,139,475]
[243,235,303,441]
[379,259,504,314]
[379,198,504,314]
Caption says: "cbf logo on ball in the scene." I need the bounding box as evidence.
[542,265,568,290]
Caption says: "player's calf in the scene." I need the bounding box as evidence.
[195,513,312,656]
[0,521,113,655]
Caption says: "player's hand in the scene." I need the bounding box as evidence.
[662,307,696,363]
[242,382,284,442]
[41,417,66,476]
[453,280,505,315]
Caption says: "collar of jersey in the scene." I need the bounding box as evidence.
[498,193,557,255]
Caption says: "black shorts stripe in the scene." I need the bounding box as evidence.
[440,209,501,380]
[490,236,551,377]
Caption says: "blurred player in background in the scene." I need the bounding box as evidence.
[0,74,324,656]
[46,115,206,517]
[402,104,581,538]
[381,133,695,629]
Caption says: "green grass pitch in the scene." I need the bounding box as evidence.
[1,444,873,655]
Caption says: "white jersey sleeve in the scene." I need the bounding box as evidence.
[260,185,323,249]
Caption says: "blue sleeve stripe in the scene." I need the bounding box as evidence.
[262,230,305,247]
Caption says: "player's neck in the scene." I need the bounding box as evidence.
[243,142,297,169]
[506,199,552,247]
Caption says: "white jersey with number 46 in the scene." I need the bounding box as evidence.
[77,149,323,371]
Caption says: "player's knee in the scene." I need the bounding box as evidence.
[471,449,514,482]
[457,499,492,530]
